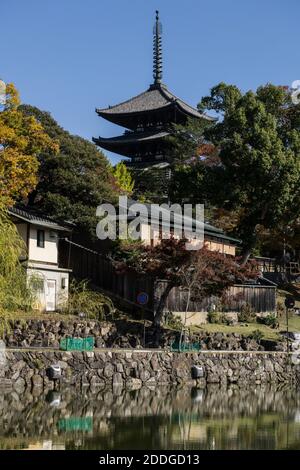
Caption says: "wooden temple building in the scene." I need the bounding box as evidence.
[93,11,213,184]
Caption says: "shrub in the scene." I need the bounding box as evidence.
[62,280,115,320]
[250,329,263,343]
[207,311,230,324]
[238,303,256,323]
[257,314,279,329]
[164,312,183,330]
[207,311,221,324]
[220,314,234,326]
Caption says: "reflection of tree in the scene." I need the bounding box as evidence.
[66,416,167,450]
[0,385,300,449]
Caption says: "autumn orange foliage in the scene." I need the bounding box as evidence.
[0,83,58,206]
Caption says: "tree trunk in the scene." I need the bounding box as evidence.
[153,282,173,347]
[179,287,191,350]
[240,231,258,265]
[27,190,37,206]
[240,245,254,265]
[153,282,173,327]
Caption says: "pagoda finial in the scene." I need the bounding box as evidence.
[153,10,162,85]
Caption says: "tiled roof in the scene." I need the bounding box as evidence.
[96,84,214,121]
[118,199,240,245]
[8,206,73,231]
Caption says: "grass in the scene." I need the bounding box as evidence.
[191,322,277,341]
[190,313,300,342]
[189,285,300,342]
[0,308,152,325]
[0,309,77,322]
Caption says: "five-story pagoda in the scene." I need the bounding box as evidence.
[93,11,213,194]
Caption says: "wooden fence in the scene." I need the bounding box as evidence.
[155,281,276,313]
[59,239,155,310]
[59,239,276,314]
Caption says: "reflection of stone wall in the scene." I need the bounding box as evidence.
[0,384,300,450]
[0,350,298,393]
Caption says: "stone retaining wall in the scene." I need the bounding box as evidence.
[0,350,297,392]
[4,319,282,351]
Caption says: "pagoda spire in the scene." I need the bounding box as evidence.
[153,10,163,85]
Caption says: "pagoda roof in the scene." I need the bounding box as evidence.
[96,83,214,123]
[92,129,169,157]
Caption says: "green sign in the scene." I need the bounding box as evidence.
[57,417,93,432]
[60,336,94,352]
[170,340,201,353]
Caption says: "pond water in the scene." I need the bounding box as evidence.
[1,384,300,450]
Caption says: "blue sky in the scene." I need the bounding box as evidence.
[1,0,299,164]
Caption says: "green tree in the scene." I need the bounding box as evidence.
[113,162,134,195]
[173,83,300,263]
[19,105,117,240]
[168,117,219,209]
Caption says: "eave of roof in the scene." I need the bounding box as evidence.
[204,229,241,244]
[96,102,173,118]
[93,130,169,146]
[96,83,214,122]
[116,199,241,245]
[8,206,73,232]
[159,85,215,121]
[124,160,171,169]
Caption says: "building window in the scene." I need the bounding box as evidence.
[37,229,45,248]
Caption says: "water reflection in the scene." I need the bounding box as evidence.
[0,384,300,450]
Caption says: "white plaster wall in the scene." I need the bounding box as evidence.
[28,225,58,264]
[140,222,236,255]
[173,311,238,326]
[27,266,69,312]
